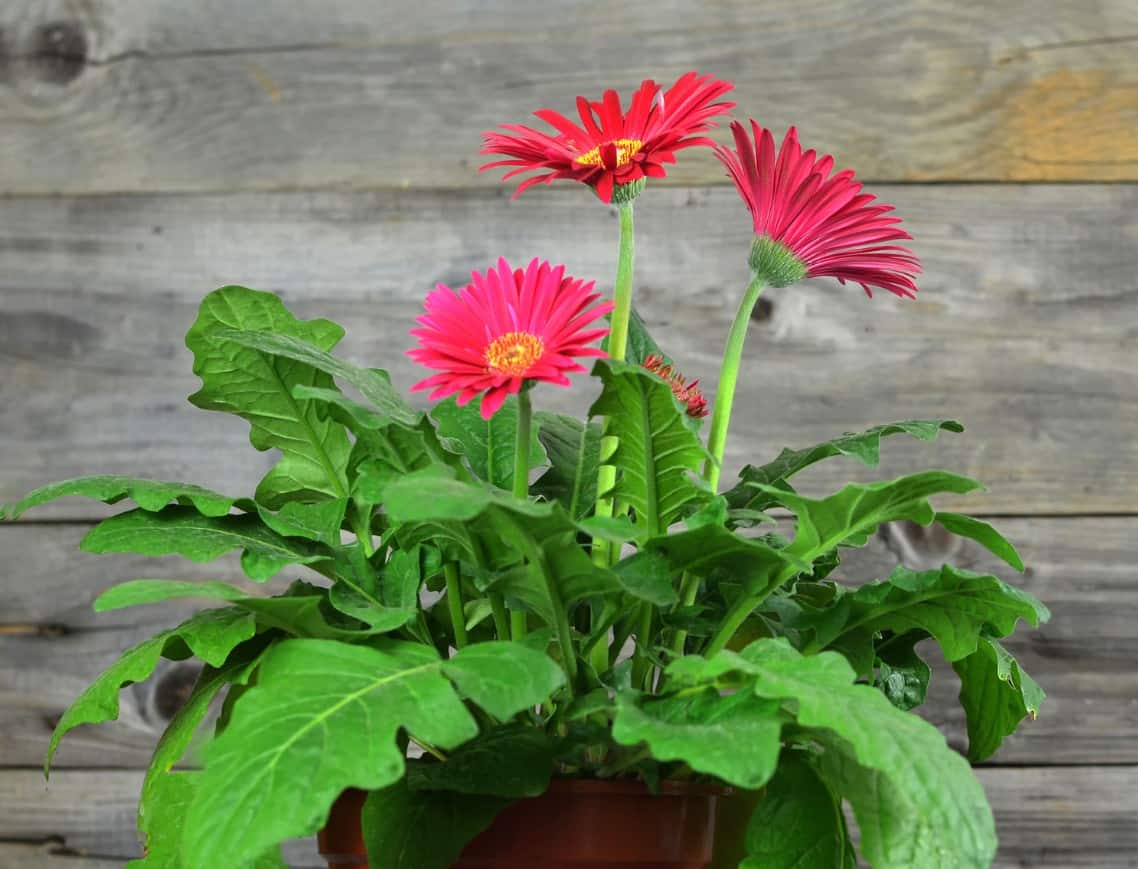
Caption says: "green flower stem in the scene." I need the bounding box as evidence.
[510,390,534,641]
[592,205,636,568]
[489,593,511,642]
[608,204,636,364]
[704,592,756,658]
[703,275,767,491]
[513,390,533,500]
[668,571,699,660]
[588,203,636,673]
[704,562,795,657]
[443,562,468,649]
[630,605,656,690]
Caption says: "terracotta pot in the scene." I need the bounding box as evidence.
[319,778,745,868]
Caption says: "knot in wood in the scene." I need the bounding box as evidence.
[31,21,88,85]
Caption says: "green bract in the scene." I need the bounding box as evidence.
[5,213,1045,869]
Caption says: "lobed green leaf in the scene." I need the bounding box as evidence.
[723,419,963,514]
[185,286,353,508]
[80,506,333,581]
[954,635,1045,762]
[183,638,564,868]
[612,688,783,788]
[46,608,257,773]
[1,475,242,521]
[589,359,711,534]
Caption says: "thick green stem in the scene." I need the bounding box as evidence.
[703,275,766,491]
[513,390,533,500]
[630,605,655,689]
[444,562,468,649]
[668,571,700,660]
[704,592,756,658]
[608,204,636,364]
[592,205,636,575]
[510,390,533,641]
[489,594,511,642]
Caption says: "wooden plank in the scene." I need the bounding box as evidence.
[1,185,1136,516]
[0,771,322,866]
[1,767,1134,867]
[1,1,1136,192]
[2,517,1133,768]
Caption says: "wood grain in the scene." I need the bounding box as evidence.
[1,1,1136,192]
[1,767,1134,867]
[2,185,1135,517]
[2,517,1132,768]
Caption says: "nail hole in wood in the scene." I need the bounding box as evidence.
[31,21,88,85]
[750,297,774,323]
[154,662,202,721]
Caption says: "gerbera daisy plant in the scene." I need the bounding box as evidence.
[4,74,1047,869]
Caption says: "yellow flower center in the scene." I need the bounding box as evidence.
[485,331,545,376]
[575,138,644,168]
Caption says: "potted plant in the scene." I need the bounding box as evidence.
[2,72,1047,868]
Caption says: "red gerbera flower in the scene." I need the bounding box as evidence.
[715,120,920,298]
[481,72,735,204]
[643,354,709,419]
[408,258,614,419]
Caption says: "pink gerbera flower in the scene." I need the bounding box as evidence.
[408,258,614,419]
[715,120,921,298]
[481,72,735,204]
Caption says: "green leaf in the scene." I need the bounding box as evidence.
[129,772,287,869]
[81,506,332,582]
[589,359,711,534]
[1,475,241,521]
[723,420,963,514]
[738,752,853,869]
[769,471,984,561]
[185,286,353,507]
[673,639,997,869]
[218,328,420,428]
[184,638,565,867]
[296,385,459,494]
[184,639,474,868]
[936,511,1025,572]
[47,607,256,773]
[873,631,932,711]
[325,547,419,631]
[533,413,602,521]
[95,580,249,611]
[611,550,679,607]
[954,635,1045,762]
[384,470,552,524]
[386,472,636,615]
[95,578,408,640]
[818,564,1049,662]
[139,647,268,830]
[432,395,546,489]
[257,498,347,546]
[648,523,803,598]
[362,777,509,869]
[441,642,566,719]
[612,688,782,788]
[406,726,554,798]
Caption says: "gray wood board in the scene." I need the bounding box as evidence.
[1,1,1137,192]
[1,767,1134,867]
[2,185,1135,517]
[1,517,1132,768]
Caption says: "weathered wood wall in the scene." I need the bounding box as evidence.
[1,0,1136,866]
